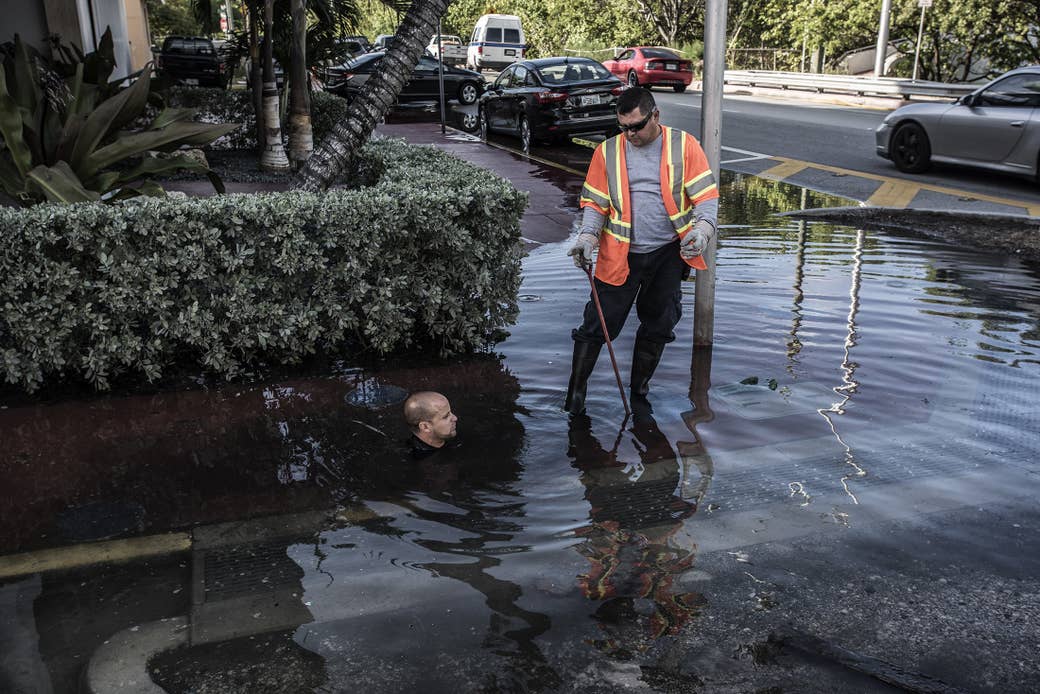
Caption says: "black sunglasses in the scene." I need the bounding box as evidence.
[617,109,657,133]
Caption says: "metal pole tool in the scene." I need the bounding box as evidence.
[585,265,631,417]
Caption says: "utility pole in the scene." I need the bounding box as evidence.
[874,0,892,77]
[695,0,726,346]
[912,0,932,81]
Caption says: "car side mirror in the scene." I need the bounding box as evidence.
[960,93,976,107]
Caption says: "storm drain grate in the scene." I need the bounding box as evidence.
[199,541,305,601]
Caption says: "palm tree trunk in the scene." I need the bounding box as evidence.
[248,7,265,152]
[287,0,313,167]
[292,0,450,191]
[260,0,290,171]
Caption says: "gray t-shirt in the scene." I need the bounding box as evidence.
[580,134,718,253]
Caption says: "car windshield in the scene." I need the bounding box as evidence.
[431,35,463,45]
[537,61,612,84]
[163,38,214,55]
[641,47,682,59]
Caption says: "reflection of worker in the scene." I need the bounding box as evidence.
[565,87,719,414]
[403,391,459,458]
[568,412,705,646]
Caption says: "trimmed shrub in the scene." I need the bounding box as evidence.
[0,138,527,392]
[164,87,352,150]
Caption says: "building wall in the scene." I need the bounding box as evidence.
[124,0,153,71]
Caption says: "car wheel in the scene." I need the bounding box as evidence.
[673,84,687,93]
[458,81,479,105]
[519,115,531,152]
[628,70,639,87]
[460,110,478,131]
[890,122,931,174]
[479,108,489,141]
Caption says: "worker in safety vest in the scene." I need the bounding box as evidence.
[565,87,719,415]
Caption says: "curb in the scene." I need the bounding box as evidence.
[85,616,188,693]
[780,206,1040,260]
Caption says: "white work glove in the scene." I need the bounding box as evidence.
[680,220,715,259]
[567,232,599,269]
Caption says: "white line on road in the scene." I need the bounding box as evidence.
[722,145,771,158]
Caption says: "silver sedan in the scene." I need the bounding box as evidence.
[875,66,1040,180]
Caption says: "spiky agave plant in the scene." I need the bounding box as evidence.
[0,33,238,206]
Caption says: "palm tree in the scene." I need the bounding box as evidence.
[260,0,291,170]
[292,0,451,191]
[287,0,312,166]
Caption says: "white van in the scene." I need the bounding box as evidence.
[467,14,526,71]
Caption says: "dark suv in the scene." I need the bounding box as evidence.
[156,36,233,88]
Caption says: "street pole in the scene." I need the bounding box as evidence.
[912,0,931,81]
[225,0,235,32]
[437,20,446,135]
[874,0,892,77]
[696,0,726,346]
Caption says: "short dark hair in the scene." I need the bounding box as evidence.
[616,86,656,117]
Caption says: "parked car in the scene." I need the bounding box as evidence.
[326,53,485,105]
[478,57,625,151]
[339,35,373,55]
[467,14,526,71]
[875,66,1040,179]
[603,46,693,93]
[427,34,467,66]
[156,35,234,88]
[374,34,395,51]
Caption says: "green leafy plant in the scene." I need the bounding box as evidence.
[0,35,239,206]
[0,138,527,392]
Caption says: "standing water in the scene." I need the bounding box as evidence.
[1,174,1039,693]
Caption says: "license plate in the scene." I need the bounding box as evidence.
[185,77,199,85]
[505,49,515,56]
[581,95,600,106]
[666,63,677,71]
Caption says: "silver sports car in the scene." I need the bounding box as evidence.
[875,66,1040,180]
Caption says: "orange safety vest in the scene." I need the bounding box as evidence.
[579,125,719,286]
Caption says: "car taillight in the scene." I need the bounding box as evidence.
[477,46,483,55]
[644,61,660,71]
[610,85,628,95]
[535,91,569,104]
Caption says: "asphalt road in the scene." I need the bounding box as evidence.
[654,91,1040,207]
[472,86,1040,214]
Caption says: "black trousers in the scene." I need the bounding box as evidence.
[573,240,686,346]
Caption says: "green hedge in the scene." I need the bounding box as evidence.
[0,138,527,392]
[163,88,352,150]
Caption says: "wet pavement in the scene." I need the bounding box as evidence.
[3,110,1040,693]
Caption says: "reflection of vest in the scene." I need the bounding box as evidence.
[580,126,719,286]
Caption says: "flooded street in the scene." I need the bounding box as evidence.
[2,172,1040,693]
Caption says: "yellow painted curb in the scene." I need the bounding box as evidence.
[0,532,192,580]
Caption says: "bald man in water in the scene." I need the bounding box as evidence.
[403,391,459,457]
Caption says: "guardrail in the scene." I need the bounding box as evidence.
[724,70,979,100]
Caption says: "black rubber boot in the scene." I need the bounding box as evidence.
[564,341,602,415]
[630,338,666,399]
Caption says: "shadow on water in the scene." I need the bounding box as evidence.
[4,170,1040,693]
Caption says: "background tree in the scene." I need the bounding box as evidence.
[260,0,290,170]
[147,0,204,38]
[288,0,313,165]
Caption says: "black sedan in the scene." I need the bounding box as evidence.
[478,57,626,151]
[326,53,485,105]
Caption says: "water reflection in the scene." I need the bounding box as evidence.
[568,403,711,653]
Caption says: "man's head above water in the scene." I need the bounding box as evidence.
[403,391,458,448]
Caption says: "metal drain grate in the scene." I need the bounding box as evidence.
[200,541,305,601]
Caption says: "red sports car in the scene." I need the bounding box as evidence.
[602,47,694,93]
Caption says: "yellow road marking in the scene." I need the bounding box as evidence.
[867,179,919,207]
[0,532,192,579]
[571,137,599,150]
[765,155,1036,213]
[758,159,809,181]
